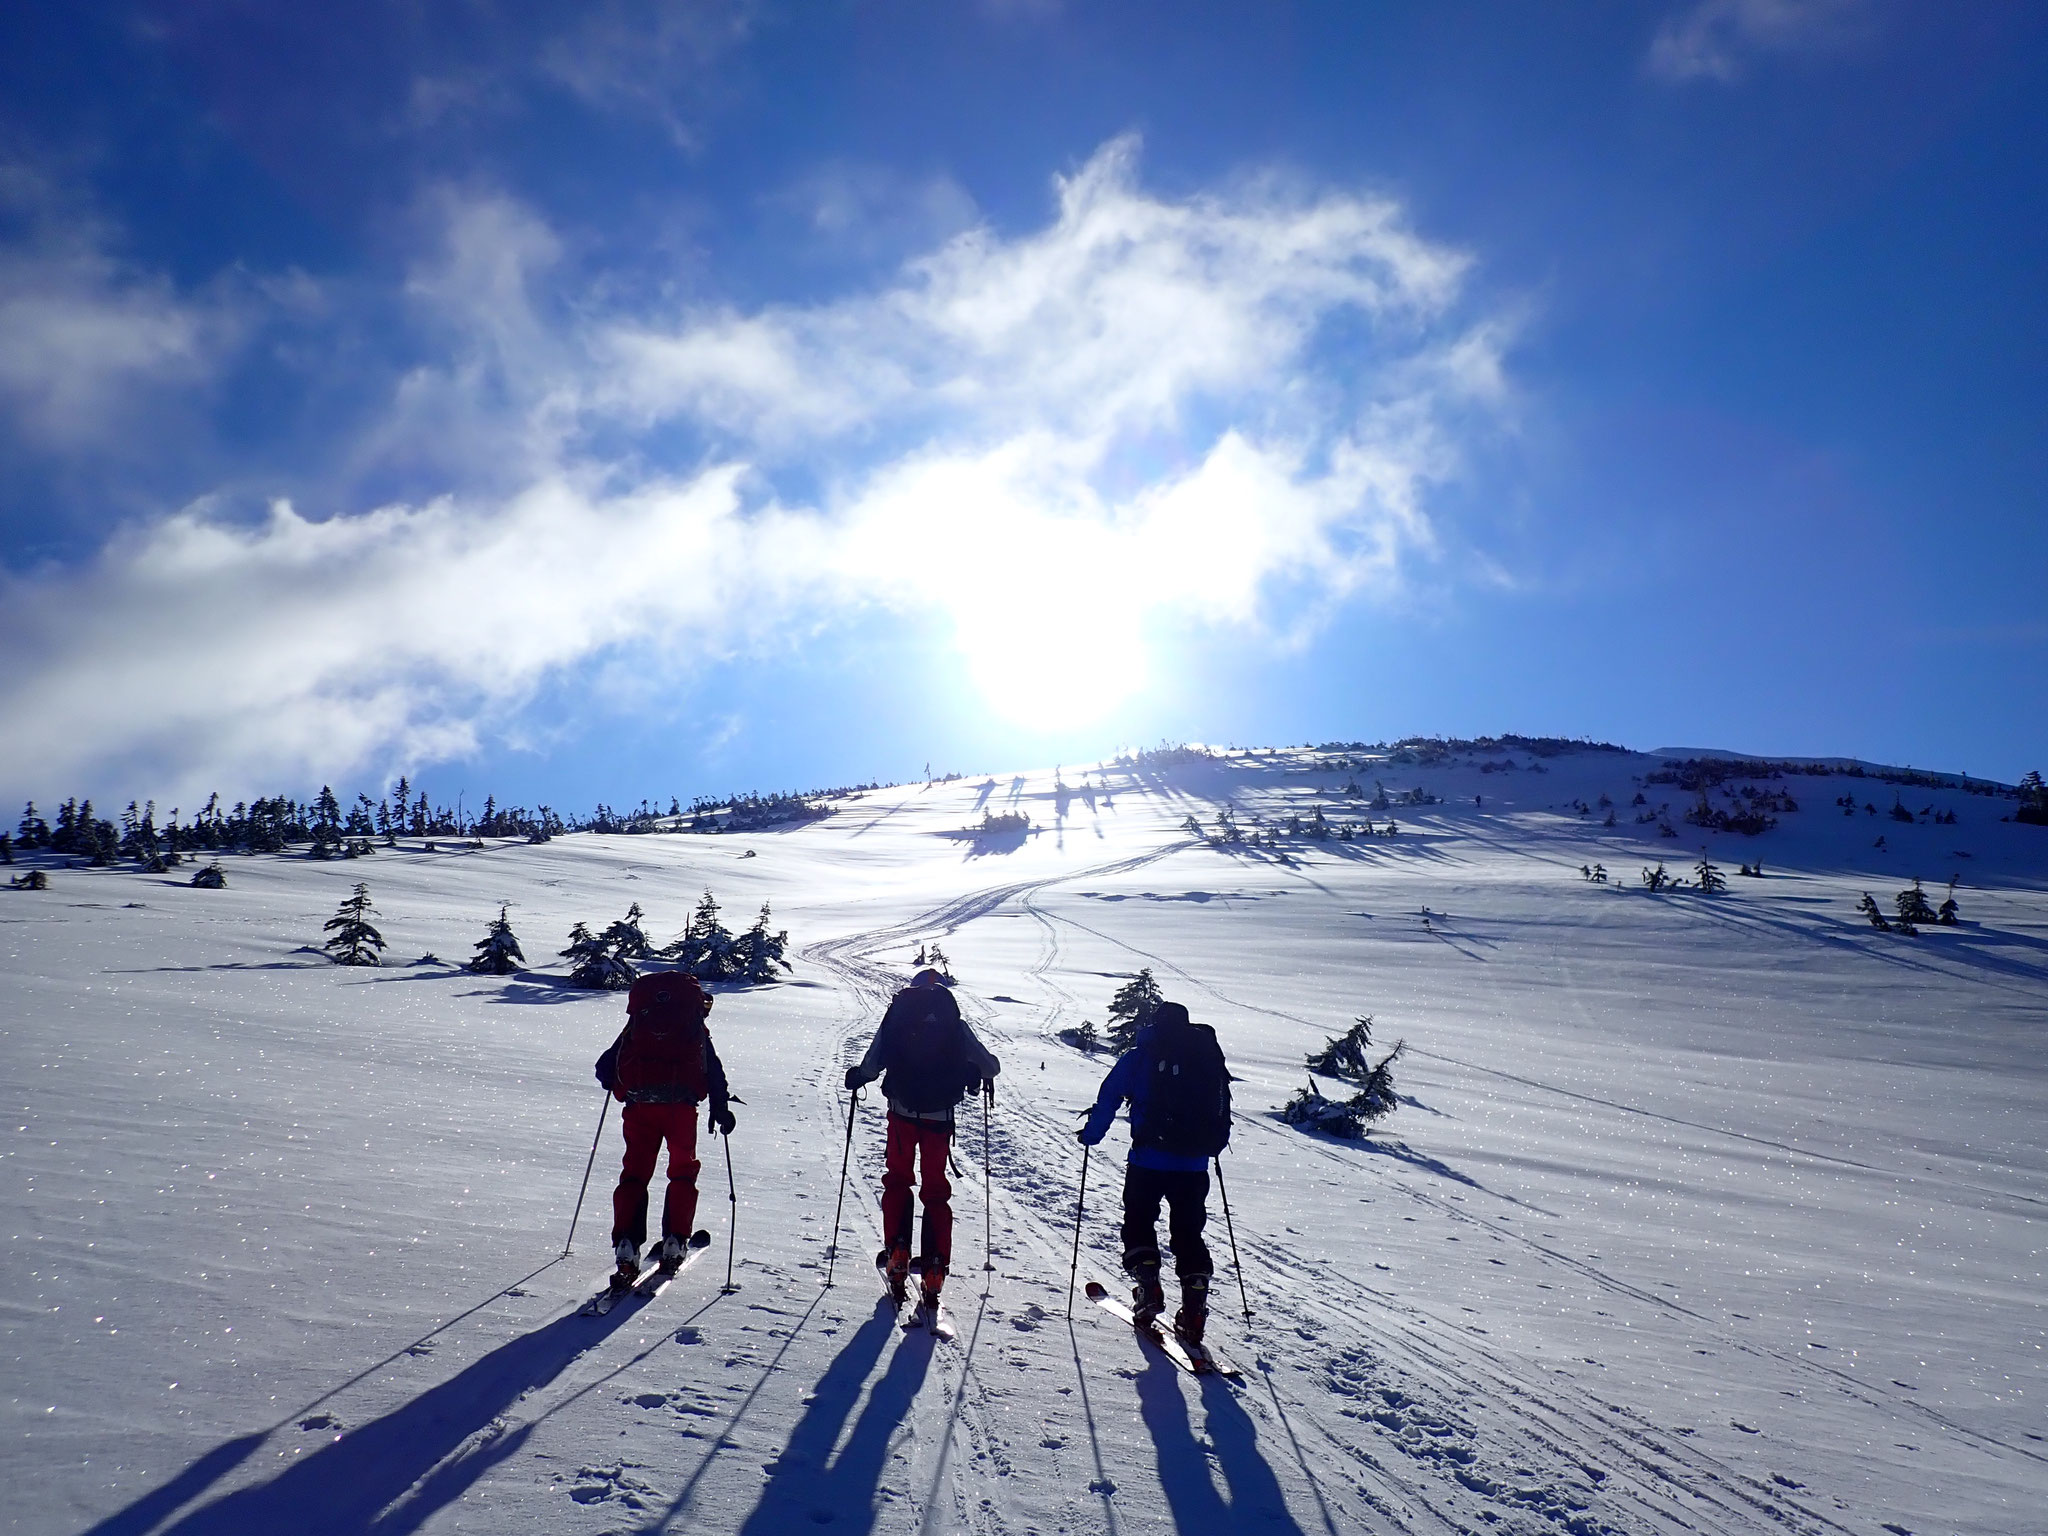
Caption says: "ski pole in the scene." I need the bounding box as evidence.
[1214,1155,1252,1321]
[563,1089,612,1258]
[720,1123,739,1294]
[824,1086,861,1288]
[1067,1142,1090,1316]
[981,1083,995,1289]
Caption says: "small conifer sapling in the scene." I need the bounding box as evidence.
[323,883,386,966]
[468,904,525,974]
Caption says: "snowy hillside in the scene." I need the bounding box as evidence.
[4,742,2044,1536]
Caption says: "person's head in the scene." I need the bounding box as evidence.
[911,967,947,988]
[1152,1001,1189,1029]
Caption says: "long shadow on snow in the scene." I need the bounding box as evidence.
[110,1297,649,1536]
[1133,1349,1309,1533]
[724,1299,933,1536]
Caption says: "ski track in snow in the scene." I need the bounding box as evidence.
[4,748,2044,1534]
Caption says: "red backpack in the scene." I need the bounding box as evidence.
[615,973,712,1102]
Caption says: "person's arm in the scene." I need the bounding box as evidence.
[1078,1051,1138,1144]
[595,1025,629,1100]
[845,1000,900,1089]
[704,1031,735,1133]
[958,1018,1000,1082]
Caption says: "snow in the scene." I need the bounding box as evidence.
[3,745,2043,1535]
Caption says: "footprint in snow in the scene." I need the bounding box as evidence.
[298,1414,340,1431]
[1731,1421,1760,1434]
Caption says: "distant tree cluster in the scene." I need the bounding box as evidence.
[561,891,792,990]
[1859,879,1958,935]
[12,775,563,871]
[2018,771,2047,827]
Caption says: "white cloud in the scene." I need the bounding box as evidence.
[1648,0,1875,82]
[0,138,1508,798]
[0,166,236,449]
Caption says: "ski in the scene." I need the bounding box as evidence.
[903,1294,956,1341]
[1083,1280,1240,1378]
[581,1230,711,1316]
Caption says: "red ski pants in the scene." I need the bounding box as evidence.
[611,1101,700,1248]
[880,1113,953,1278]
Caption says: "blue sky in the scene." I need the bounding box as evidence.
[1,1,2043,812]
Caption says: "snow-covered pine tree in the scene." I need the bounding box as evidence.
[190,862,226,889]
[1306,1016,1380,1080]
[467,904,525,974]
[602,901,652,960]
[1896,879,1937,927]
[1641,862,1672,892]
[1695,853,1727,894]
[1590,862,1608,883]
[1280,1078,1367,1137]
[683,890,736,978]
[926,942,953,982]
[562,921,635,989]
[0,831,11,864]
[1938,878,1960,926]
[322,882,386,966]
[1105,969,1164,1051]
[1856,892,1891,930]
[736,903,790,983]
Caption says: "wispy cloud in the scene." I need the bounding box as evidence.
[0,138,1508,799]
[0,165,238,451]
[1648,0,1876,82]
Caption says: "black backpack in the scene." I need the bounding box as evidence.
[1133,1019,1231,1158]
[880,986,977,1113]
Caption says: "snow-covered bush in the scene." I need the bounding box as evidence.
[322,882,386,966]
[10,869,49,891]
[1056,1018,1108,1054]
[1856,893,1891,931]
[1694,855,1726,894]
[1641,862,1672,893]
[1281,1048,1403,1139]
[467,904,525,974]
[190,863,226,889]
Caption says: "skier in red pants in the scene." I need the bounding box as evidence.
[595,971,735,1283]
[845,968,999,1313]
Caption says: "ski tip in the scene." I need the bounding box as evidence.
[1083,1281,1109,1300]
[690,1228,712,1247]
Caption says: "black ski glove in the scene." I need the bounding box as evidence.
[844,1065,872,1092]
[709,1104,737,1136]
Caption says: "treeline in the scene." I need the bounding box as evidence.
[1,771,896,869]
[6,774,564,869]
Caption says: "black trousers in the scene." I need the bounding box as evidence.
[1119,1164,1212,1282]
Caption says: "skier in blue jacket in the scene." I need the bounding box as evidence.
[1077,1000,1231,1343]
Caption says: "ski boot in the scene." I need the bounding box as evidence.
[655,1232,687,1275]
[1173,1274,1211,1347]
[882,1245,911,1308]
[1130,1271,1167,1331]
[612,1236,641,1288]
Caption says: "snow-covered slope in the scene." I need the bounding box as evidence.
[4,744,2043,1536]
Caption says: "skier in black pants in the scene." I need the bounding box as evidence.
[1076,1000,1232,1344]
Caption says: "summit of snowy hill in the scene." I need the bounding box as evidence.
[4,741,2044,1536]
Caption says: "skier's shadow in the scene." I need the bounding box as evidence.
[724,1300,933,1536]
[85,1296,665,1536]
[1134,1353,1310,1535]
